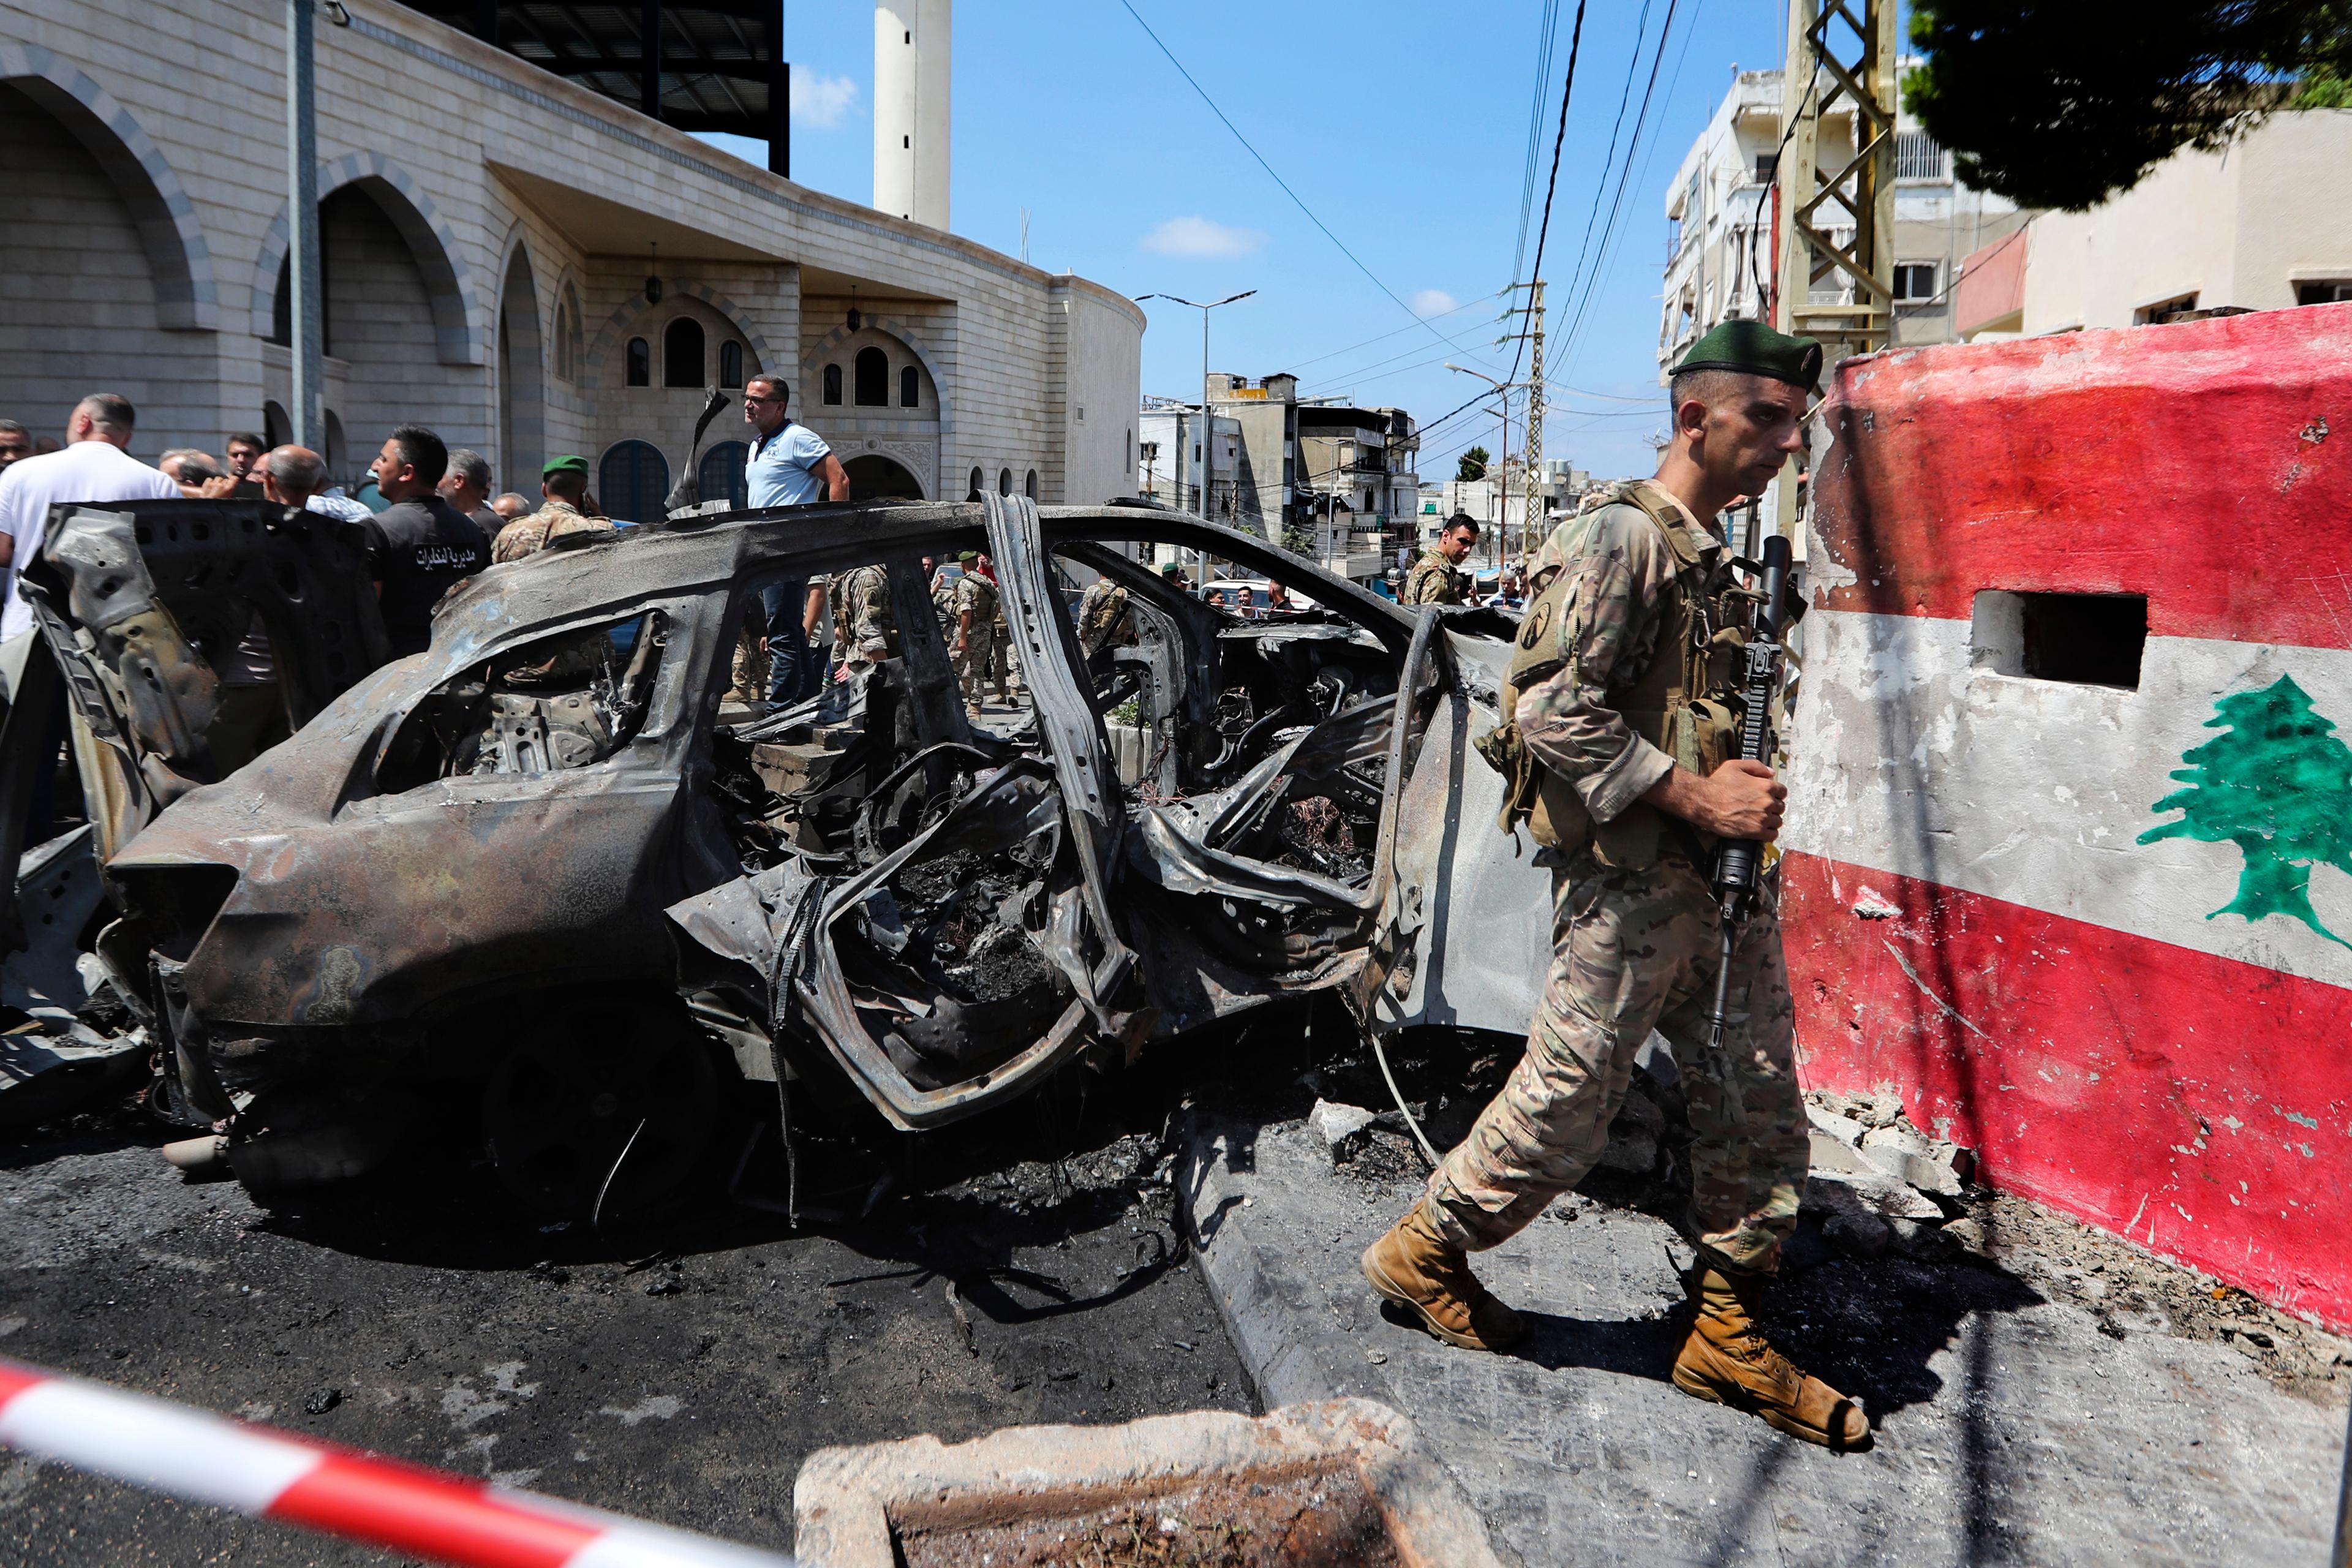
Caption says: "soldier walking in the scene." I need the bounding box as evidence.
[1360,321,1869,1452]
[950,550,998,716]
[1403,514,1479,606]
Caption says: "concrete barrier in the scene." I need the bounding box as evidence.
[1782,302,2352,1328]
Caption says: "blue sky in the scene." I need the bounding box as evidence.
[699,1,1784,483]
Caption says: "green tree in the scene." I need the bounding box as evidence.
[1457,447,1489,483]
[1905,1,2352,211]
[2139,674,2352,948]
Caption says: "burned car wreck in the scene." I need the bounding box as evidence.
[6,493,1554,1216]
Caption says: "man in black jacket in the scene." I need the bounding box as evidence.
[362,424,489,657]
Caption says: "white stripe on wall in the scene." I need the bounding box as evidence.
[1784,608,2352,989]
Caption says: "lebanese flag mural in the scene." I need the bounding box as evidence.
[1781,304,2352,1328]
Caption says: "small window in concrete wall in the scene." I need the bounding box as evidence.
[967,467,983,501]
[1972,590,2147,690]
[823,364,843,404]
[719,340,744,388]
[998,468,1012,496]
[900,365,919,407]
[626,336,649,386]
[854,347,888,406]
[2297,281,2352,306]
[1025,469,1038,500]
[664,317,704,387]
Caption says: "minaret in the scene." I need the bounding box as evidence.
[873,0,950,230]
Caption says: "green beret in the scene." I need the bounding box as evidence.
[542,454,589,479]
[1674,320,1823,390]
[1158,562,1182,576]
[957,550,978,564]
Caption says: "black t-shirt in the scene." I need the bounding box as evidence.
[361,496,489,655]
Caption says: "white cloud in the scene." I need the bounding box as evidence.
[791,66,858,129]
[1140,216,1265,258]
[1412,288,1460,317]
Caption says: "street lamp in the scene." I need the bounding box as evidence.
[1446,363,1517,565]
[1137,290,1256,584]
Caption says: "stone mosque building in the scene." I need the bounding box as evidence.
[0,0,1143,517]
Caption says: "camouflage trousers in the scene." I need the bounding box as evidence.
[954,627,997,706]
[1423,848,1807,1272]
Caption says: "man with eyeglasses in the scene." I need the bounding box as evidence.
[742,374,849,704]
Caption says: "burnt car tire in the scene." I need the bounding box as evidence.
[481,995,724,1224]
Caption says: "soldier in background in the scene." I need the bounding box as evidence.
[1403,514,1479,606]
[1359,320,1868,1452]
[492,456,610,564]
[1076,572,1134,659]
[829,561,895,677]
[949,550,997,716]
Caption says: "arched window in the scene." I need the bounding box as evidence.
[663,317,704,388]
[967,467,984,501]
[854,347,888,406]
[1024,469,1038,500]
[998,468,1012,496]
[899,364,919,407]
[625,336,649,386]
[263,400,291,450]
[698,440,750,509]
[822,364,843,405]
[719,340,745,389]
[561,284,583,380]
[598,439,670,523]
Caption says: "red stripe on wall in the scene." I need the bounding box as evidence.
[1811,303,2352,650]
[1782,850,2352,1329]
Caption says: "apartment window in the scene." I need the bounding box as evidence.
[1893,263,1939,304]
[1752,151,1777,186]
[1894,130,1949,182]
[2135,292,2199,324]
[2297,280,2352,306]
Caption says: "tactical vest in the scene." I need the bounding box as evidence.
[1476,481,1754,867]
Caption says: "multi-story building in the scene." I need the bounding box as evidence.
[1294,404,1419,580]
[1657,65,2024,376]
[1954,108,2352,340]
[1136,400,1240,518]
[0,0,1141,518]
[1201,371,1299,538]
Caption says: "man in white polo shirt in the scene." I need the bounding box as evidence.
[0,392,181,695]
[742,374,849,704]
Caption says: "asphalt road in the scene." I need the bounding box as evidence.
[0,1073,1257,1566]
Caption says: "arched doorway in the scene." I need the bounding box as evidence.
[698,440,750,508]
[498,247,544,496]
[0,77,214,452]
[599,440,669,523]
[844,454,922,501]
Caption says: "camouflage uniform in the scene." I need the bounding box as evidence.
[829,564,896,669]
[951,570,1000,706]
[490,500,611,564]
[984,578,1020,699]
[1423,478,1809,1273]
[931,570,960,643]
[1401,548,1469,606]
[1076,577,1133,658]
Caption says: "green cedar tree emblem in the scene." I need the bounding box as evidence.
[2139,674,2352,949]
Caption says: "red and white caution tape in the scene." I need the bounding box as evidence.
[0,1357,792,1567]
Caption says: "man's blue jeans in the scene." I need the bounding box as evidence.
[760,579,820,704]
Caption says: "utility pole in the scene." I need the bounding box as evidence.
[1771,0,1895,542]
[1523,278,1544,560]
[285,0,323,453]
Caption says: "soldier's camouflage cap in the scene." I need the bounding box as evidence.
[1673,320,1822,390]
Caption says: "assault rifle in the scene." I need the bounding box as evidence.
[1705,532,1794,1055]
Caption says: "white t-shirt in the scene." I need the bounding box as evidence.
[0,440,181,639]
[745,421,834,508]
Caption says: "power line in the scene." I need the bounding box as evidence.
[1279,288,1507,377]
[1550,0,1658,348]
[1507,0,1588,390]
[1509,0,1566,290]
[1117,0,1473,356]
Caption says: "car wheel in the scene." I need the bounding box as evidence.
[481,997,722,1223]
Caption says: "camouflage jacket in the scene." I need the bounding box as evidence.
[951,571,1000,643]
[1076,578,1133,655]
[490,500,612,564]
[829,564,895,660]
[1402,549,1469,606]
[1514,478,1727,823]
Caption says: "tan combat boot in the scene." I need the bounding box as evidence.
[1361,1200,1526,1352]
[1672,1259,1871,1451]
